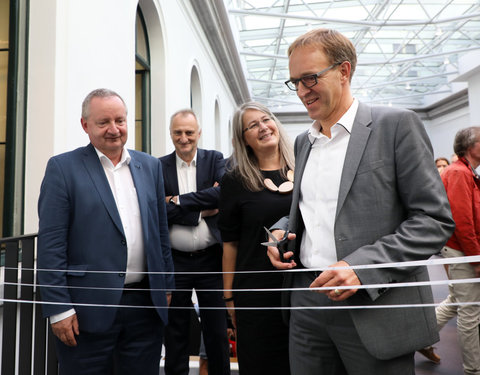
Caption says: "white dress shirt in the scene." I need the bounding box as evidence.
[299,99,359,269]
[50,147,145,323]
[168,152,216,251]
[97,148,145,284]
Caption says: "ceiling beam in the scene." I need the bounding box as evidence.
[229,8,480,27]
[189,0,250,105]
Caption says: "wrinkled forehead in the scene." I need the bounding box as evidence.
[170,113,199,132]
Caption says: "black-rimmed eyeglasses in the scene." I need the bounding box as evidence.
[284,62,342,91]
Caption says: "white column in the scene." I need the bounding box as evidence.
[24,0,138,233]
[452,50,480,127]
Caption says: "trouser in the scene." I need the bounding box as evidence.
[436,246,480,375]
[55,285,164,375]
[289,271,414,375]
[164,246,230,375]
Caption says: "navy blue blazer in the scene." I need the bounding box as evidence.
[160,149,225,244]
[37,144,175,332]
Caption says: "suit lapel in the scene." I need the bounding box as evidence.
[195,149,207,190]
[289,131,311,237]
[164,152,179,195]
[129,153,149,241]
[336,103,372,219]
[82,144,125,236]
[293,132,312,201]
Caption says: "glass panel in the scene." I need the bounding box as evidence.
[226,0,480,110]
[135,73,143,151]
[0,51,7,143]
[136,12,148,63]
[0,0,9,49]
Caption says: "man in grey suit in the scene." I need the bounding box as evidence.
[267,28,454,374]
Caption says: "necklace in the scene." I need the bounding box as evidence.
[264,170,294,193]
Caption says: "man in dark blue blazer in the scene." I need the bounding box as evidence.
[37,88,174,375]
[160,109,230,375]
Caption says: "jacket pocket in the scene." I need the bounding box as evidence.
[357,159,384,175]
[67,264,88,277]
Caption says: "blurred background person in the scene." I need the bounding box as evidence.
[219,102,294,375]
[435,127,480,375]
[435,157,450,175]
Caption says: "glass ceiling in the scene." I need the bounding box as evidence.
[225,0,480,112]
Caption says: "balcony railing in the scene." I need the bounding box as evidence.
[0,234,58,374]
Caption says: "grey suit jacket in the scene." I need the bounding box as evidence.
[277,102,454,359]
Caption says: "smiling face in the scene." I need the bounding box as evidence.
[170,112,201,163]
[81,95,128,165]
[288,45,352,129]
[242,109,279,157]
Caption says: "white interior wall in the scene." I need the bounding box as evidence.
[426,50,480,161]
[23,0,238,233]
[24,0,57,235]
[25,0,138,233]
[159,0,236,158]
[425,107,470,161]
[467,73,480,127]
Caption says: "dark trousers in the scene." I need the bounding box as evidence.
[289,271,415,375]
[165,245,230,375]
[55,285,164,375]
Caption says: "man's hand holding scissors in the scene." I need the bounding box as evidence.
[263,227,297,269]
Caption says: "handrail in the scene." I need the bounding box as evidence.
[0,233,38,243]
[1,234,58,375]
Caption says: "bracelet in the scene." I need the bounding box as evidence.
[223,296,234,302]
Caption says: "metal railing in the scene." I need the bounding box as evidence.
[0,234,58,375]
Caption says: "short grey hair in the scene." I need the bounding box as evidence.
[453,126,480,157]
[287,28,357,84]
[169,109,200,130]
[81,88,127,119]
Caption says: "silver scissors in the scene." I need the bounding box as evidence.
[261,227,292,263]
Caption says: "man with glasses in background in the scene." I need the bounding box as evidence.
[267,28,454,375]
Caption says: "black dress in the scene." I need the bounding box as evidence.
[219,169,291,375]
